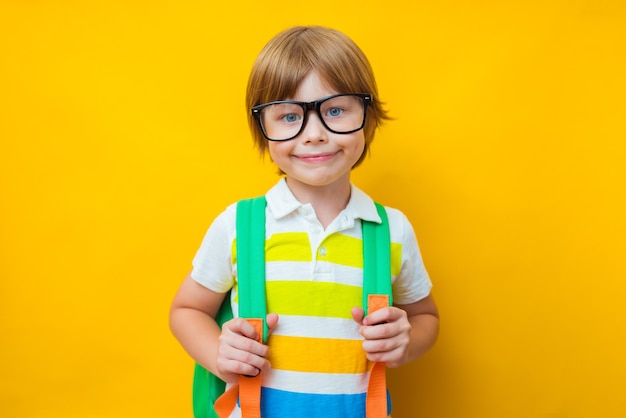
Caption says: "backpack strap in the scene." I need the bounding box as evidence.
[362,202,392,418]
[235,196,269,341]
[362,202,393,313]
[214,197,267,418]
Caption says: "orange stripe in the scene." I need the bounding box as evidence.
[269,335,367,374]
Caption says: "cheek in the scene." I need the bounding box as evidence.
[267,142,279,160]
[267,142,289,163]
[352,135,366,159]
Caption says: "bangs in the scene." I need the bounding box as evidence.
[251,48,311,104]
[248,27,374,105]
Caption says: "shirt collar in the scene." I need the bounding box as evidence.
[265,178,382,224]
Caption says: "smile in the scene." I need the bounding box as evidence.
[294,152,338,163]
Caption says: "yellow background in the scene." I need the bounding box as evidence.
[1,1,625,417]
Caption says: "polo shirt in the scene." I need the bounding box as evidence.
[191,178,432,417]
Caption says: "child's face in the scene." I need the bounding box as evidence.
[267,71,366,192]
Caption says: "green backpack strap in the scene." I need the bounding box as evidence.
[362,202,392,315]
[235,196,269,342]
[192,196,268,418]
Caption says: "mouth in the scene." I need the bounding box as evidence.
[293,152,338,164]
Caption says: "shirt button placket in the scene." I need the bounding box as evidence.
[308,221,322,277]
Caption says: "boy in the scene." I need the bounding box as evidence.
[170,25,439,417]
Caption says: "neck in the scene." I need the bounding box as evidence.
[285,176,351,229]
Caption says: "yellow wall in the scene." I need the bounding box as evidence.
[1,1,625,417]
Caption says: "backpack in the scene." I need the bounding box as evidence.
[192,196,392,418]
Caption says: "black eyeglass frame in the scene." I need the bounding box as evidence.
[251,93,372,141]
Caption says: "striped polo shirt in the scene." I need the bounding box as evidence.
[191,178,432,418]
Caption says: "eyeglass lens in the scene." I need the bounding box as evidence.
[259,95,366,141]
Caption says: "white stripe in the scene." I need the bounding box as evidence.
[264,262,313,282]
[262,369,370,395]
[266,262,364,286]
[272,315,363,340]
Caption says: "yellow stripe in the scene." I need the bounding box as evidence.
[317,234,403,276]
[233,232,312,263]
[391,242,402,276]
[317,234,363,267]
[268,335,368,374]
[266,232,311,262]
[267,281,361,319]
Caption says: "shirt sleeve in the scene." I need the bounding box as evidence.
[190,203,237,293]
[387,208,433,305]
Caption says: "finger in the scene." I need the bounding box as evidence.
[351,307,365,324]
[363,308,391,326]
[221,321,269,358]
[218,335,269,369]
[225,317,262,342]
[363,306,405,326]
[266,313,280,332]
[363,345,406,366]
[361,331,400,352]
[360,322,398,340]
[218,354,267,378]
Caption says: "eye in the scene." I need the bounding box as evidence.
[325,107,344,117]
[281,113,301,123]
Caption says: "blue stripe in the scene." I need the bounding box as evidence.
[258,387,392,417]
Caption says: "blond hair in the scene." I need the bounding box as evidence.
[246,26,389,167]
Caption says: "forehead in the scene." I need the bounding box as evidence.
[287,71,338,101]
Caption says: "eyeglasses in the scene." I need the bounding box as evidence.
[251,93,371,141]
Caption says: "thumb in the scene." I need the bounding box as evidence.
[266,313,279,334]
[351,307,365,325]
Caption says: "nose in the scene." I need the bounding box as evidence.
[300,110,328,143]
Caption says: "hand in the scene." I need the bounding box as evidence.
[351,306,411,368]
[216,313,279,384]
